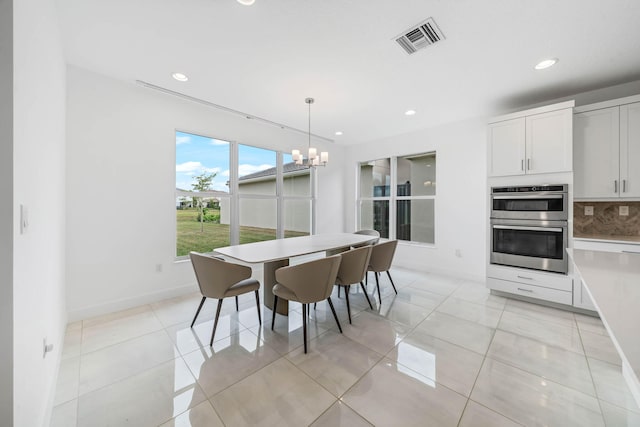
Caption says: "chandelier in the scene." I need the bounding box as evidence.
[292,98,328,167]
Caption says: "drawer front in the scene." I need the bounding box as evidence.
[488,277,573,305]
[487,265,573,291]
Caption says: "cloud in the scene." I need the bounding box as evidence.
[210,139,230,146]
[176,161,222,176]
[176,135,191,145]
[176,161,204,173]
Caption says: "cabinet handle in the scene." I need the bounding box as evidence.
[623,179,627,193]
[517,287,534,293]
[527,159,531,170]
[517,275,533,280]
[521,159,524,171]
[622,250,640,254]
[614,180,618,193]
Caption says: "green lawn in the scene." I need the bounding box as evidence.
[176,208,308,256]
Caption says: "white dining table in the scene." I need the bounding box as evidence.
[214,233,377,315]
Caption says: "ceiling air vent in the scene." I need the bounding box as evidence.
[395,17,445,55]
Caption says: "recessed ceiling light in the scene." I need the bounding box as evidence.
[534,58,558,70]
[405,109,416,116]
[335,131,343,136]
[237,0,255,5]
[172,72,189,82]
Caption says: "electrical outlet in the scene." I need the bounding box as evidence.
[455,249,462,258]
[584,206,594,216]
[620,206,629,216]
[155,263,163,273]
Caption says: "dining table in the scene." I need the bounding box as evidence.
[214,233,377,315]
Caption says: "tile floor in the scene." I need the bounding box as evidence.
[50,267,640,426]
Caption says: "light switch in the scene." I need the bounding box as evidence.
[584,206,594,216]
[620,206,629,216]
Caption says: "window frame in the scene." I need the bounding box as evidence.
[175,130,315,260]
[356,152,436,245]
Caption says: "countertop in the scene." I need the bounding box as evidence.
[567,248,640,407]
[573,234,640,245]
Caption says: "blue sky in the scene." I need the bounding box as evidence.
[176,131,290,192]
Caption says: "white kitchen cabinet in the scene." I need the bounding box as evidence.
[489,102,574,177]
[574,96,640,199]
[574,107,620,198]
[621,102,640,197]
[487,264,573,306]
[488,118,526,176]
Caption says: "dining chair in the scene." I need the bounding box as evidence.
[271,254,342,353]
[189,252,261,346]
[334,245,374,323]
[367,240,399,304]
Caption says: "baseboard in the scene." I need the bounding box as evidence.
[67,283,197,322]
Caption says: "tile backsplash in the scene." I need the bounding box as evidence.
[574,201,640,238]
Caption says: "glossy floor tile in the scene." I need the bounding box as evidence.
[286,331,382,397]
[471,358,605,427]
[210,358,335,426]
[387,328,484,397]
[435,297,503,328]
[487,330,596,396]
[76,358,207,427]
[51,268,635,427]
[342,358,468,427]
[416,311,496,355]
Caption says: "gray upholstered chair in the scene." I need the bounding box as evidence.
[271,255,342,353]
[334,245,374,323]
[367,240,398,304]
[189,252,261,346]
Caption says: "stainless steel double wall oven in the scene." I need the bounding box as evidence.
[490,184,568,274]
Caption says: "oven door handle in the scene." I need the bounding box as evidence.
[492,225,564,233]
[492,194,563,200]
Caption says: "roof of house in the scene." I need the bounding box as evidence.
[239,162,310,181]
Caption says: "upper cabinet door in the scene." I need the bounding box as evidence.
[620,102,640,198]
[488,118,526,177]
[574,107,620,198]
[525,108,573,175]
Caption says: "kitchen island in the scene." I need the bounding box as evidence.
[568,248,640,408]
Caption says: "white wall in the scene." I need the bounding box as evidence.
[0,0,14,424]
[345,118,488,281]
[13,0,68,425]
[66,67,344,319]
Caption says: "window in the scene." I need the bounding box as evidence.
[175,131,313,257]
[357,153,436,244]
[175,132,230,256]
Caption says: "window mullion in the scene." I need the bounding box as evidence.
[230,141,239,245]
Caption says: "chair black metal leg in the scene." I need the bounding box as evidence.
[235,295,239,311]
[271,296,278,330]
[386,271,398,294]
[191,296,206,328]
[314,302,317,310]
[210,299,224,346]
[302,303,308,354]
[254,290,262,325]
[360,281,373,309]
[344,286,352,324]
[326,297,343,333]
[375,272,382,304]
[338,286,341,298]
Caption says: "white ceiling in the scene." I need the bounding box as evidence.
[56,0,640,145]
